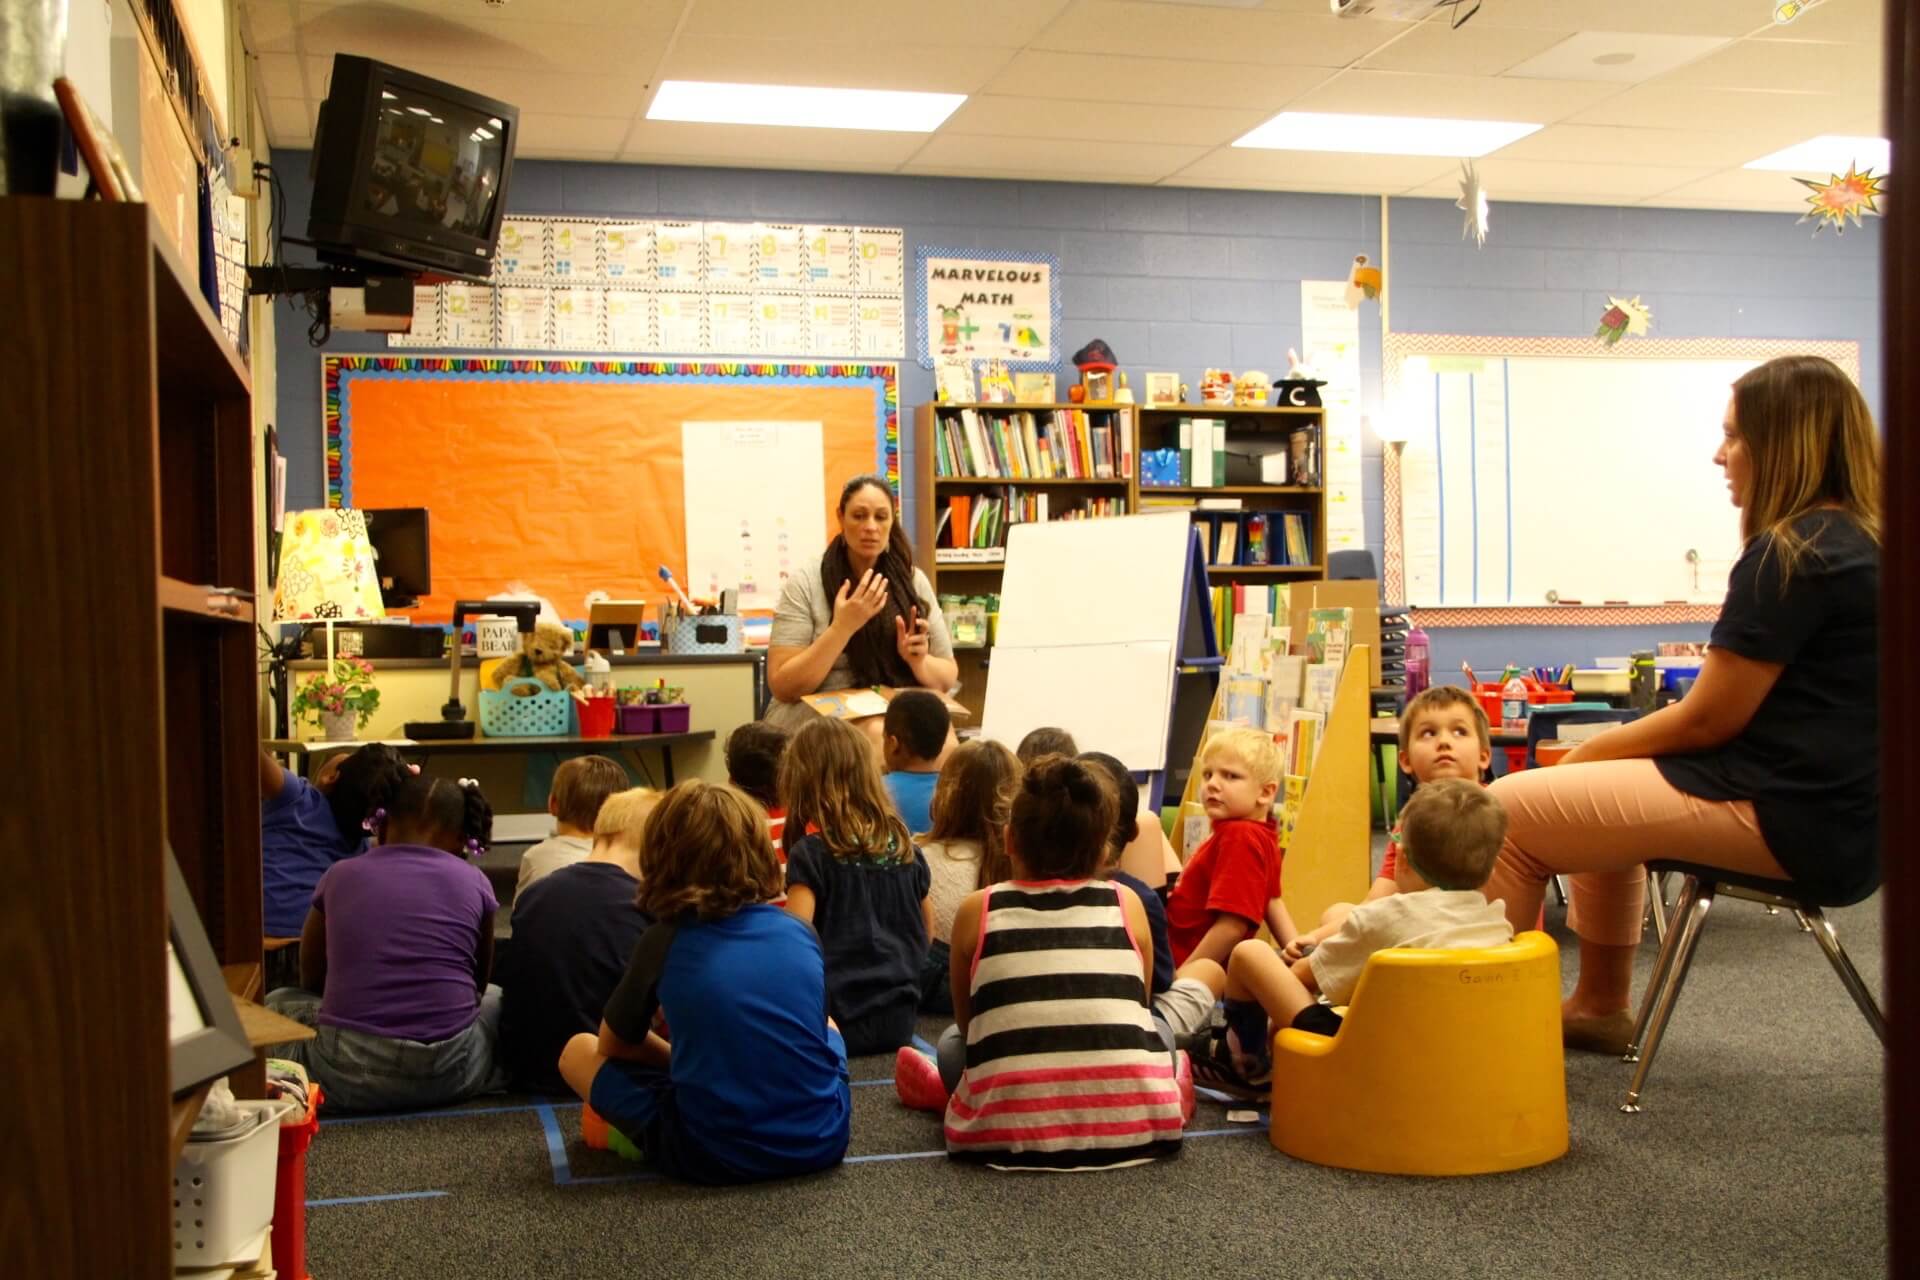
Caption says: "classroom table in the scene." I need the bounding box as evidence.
[266,730,715,790]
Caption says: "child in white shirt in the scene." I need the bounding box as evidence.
[517,756,629,898]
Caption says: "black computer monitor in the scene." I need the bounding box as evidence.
[362,507,430,608]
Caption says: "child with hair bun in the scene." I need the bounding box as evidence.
[265,774,506,1112]
[900,755,1186,1170]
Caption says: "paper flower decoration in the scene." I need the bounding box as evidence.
[1457,160,1489,248]
[1595,296,1652,346]
[1796,164,1886,235]
[1345,253,1382,308]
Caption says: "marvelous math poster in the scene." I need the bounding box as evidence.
[916,247,1060,368]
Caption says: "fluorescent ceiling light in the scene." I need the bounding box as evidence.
[1234,111,1541,157]
[648,80,965,133]
[1744,134,1890,173]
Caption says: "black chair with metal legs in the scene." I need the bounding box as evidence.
[1619,859,1886,1113]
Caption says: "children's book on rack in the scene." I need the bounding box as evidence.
[934,488,1129,558]
[934,407,1133,480]
[1193,511,1313,568]
[1211,582,1293,652]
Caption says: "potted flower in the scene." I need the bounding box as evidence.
[291,658,381,741]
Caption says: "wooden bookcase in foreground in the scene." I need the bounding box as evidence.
[3,198,261,1277]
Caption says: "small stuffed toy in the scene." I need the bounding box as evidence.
[485,620,586,696]
[1276,348,1328,408]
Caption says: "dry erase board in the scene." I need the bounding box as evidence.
[1384,335,1861,617]
[983,511,1194,771]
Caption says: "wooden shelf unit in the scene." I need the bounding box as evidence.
[5,198,261,1278]
[912,399,1328,714]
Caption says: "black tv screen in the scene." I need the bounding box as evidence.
[309,56,519,278]
[362,507,430,608]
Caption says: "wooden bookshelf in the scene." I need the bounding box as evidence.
[5,198,261,1278]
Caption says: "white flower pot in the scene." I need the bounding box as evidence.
[318,710,357,742]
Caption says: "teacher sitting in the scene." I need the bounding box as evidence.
[1485,354,1880,1054]
[765,473,959,733]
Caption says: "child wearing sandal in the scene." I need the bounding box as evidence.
[1210,778,1514,1093]
[557,780,851,1185]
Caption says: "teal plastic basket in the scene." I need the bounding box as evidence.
[478,677,576,737]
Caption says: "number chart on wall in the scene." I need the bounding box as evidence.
[1387,336,1861,614]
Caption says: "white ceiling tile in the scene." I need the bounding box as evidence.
[1029,0,1411,67]
[981,51,1333,110]
[1359,20,1573,76]
[1288,69,1618,120]
[1639,167,1828,211]
[660,36,1010,93]
[241,0,299,53]
[294,8,674,77]
[679,0,1071,47]
[1174,147,1456,191]
[1503,31,1736,84]
[1568,83,1842,130]
[1656,37,1884,95]
[513,114,635,156]
[251,50,307,99]
[354,62,648,117]
[294,0,683,27]
[942,95,1269,146]
[1467,156,1719,199]
[1753,0,1886,43]
[263,96,312,145]
[1466,0,1771,37]
[1493,123,1812,168]
[904,133,1207,179]
[620,120,930,167]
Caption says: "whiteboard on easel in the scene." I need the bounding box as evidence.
[983,511,1194,771]
[1393,340,1858,608]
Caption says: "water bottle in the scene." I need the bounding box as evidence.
[1404,626,1430,698]
[1630,649,1657,712]
[1501,674,1528,732]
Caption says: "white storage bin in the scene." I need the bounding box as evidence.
[173,1098,296,1266]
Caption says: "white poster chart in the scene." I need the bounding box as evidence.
[681,421,828,610]
[1301,280,1366,556]
[916,247,1060,368]
[984,642,1176,771]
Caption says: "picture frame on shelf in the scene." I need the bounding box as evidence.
[167,842,254,1097]
[1083,369,1112,403]
[935,356,976,404]
[53,77,140,201]
[1145,372,1181,405]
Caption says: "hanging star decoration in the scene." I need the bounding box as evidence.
[1795,164,1886,235]
[1595,296,1652,346]
[1457,160,1490,248]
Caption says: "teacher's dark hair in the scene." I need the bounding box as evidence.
[821,474,920,686]
[1731,355,1880,588]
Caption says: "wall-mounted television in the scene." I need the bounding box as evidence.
[307,56,519,279]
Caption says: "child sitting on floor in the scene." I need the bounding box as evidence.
[260,743,412,940]
[781,716,933,1055]
[557,780,851,1185]
[915,738,1020,1014]
[725,721,791,857]
[911,756,1185,1170]
[1015,725,1077,766]
[498,788,659,1095]
[1281,685,1495,960]
[881,690,951,834]
[1165,728,1287,968]
[1212,778,1514,1092]
[517,755,629,897]
[265,775,506,1113]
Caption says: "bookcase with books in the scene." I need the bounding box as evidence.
[1134,403,1325,578]
[912,402,1135,717]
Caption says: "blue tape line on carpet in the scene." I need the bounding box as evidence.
[911,1034,936,1055]
[535,1101,575,1186]
[308,1190,450,1207]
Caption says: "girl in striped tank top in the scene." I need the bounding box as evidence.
[941,755,1185,1170]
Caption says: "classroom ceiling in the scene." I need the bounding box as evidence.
[238,0,1887,211]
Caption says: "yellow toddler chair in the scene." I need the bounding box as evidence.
[1267,930,1568,1176]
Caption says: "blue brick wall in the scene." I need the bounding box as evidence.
[269,157,1880,677]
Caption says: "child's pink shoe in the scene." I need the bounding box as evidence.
[1175,1050,1195,1124]
[894,1046,948,1112]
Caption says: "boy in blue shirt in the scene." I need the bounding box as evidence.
[260,743,411,938]
[881,690,950,835]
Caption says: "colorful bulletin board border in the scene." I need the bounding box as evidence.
[1379,333,1860,628]
[323,357,899,510]
[914,246,1062,371]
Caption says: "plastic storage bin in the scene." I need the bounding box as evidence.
[616,703,654,734]
[478,677,576,737]
[173,1099,297,1267]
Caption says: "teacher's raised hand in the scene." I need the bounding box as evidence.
[832,568,890,635]
[895,605,931,667]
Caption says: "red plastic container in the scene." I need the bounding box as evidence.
[578,696,616,738]
[272,1085,322,1280]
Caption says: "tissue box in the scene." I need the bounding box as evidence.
[665,614,743,655]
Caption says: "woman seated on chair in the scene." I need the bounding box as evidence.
[1484,355,1880,1054]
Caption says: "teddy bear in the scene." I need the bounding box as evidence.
[484,619,586,696]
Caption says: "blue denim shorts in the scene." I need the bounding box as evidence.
[588,1061,739,1185]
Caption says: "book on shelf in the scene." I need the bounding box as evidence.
[1301,662,1341,714]
[1224,674,1267,729]
[1211,419,1226,489]
[1216,518,1239,566]
[936,487,1130,553]
[1288,710,1326,776]
[1280,511,1312,565]
[935,407,1125,482]
[1306,606,1352,668]
[1178,418,1193,486]
[1192,419,1214,487]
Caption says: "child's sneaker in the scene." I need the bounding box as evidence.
[894,1046,949,1112]
[1190,1028,1270,1101]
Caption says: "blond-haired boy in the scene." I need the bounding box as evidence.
[1210,778,1515,1092]
[1281,685,1494,960]
[1165,727,1286,968]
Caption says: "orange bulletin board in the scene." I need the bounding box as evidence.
[324,357,898,621]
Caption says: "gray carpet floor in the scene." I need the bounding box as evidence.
[302,855,1887,1279]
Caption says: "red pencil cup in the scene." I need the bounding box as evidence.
[578,696,616,738]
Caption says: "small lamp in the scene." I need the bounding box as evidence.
[271,507,386,678]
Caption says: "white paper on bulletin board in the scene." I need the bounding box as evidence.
[682,421,827,609]
[1301,280,1365,557]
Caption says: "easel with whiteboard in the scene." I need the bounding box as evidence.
[982,512,1222,810]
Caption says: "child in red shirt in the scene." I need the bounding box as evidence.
[1165,728,1284,968]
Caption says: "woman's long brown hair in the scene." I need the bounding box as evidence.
[1730,355,1881,588]
[820,474,920,686]
[779,716,914,863]
[925,739,1021,889]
